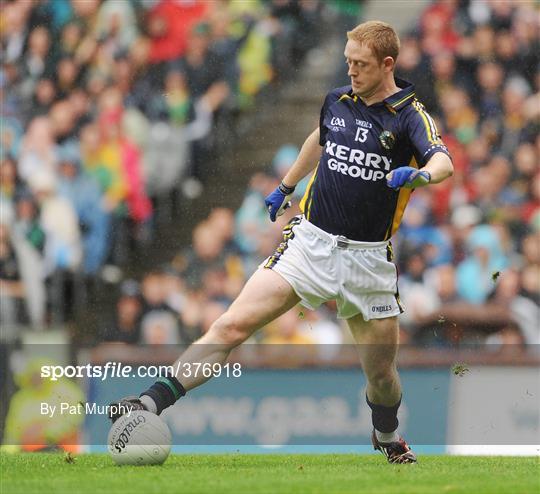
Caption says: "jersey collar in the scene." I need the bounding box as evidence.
[383,78,416,111]
[344,77,416,111]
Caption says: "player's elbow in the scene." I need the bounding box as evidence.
[437,153,454,180]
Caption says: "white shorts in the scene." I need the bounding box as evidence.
[262,216,403,320]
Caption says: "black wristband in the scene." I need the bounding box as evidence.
[279,182,295,195]
[422,171,432,183]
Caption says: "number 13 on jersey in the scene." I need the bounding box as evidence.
[355,127,369,142]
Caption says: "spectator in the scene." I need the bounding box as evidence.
[19,26,55,104]
[2,357,84,453]
[146,0,208,65]
[485,269,530,348]
[0,117,23,160]
[32,169,81,273]
[174,221,235,289]
[0,221,46,328]
[521,172,539,230]
[0,223,25,326]
[58,21,84,59]
[177,21,230,99]
[55,57,81,100]
[151,68,193,125]
[208,207,241,255]
[13,193,46,255]
[0,157,23,224]
[439,86,478,145]
[397,251,440,335]
[456,224,508,304]
[493,77,531,158]
[97,87,153,263]
[300,308,344,360]
[17,117,57,190]
[475,61,504,119]
[512,267,540,343]
[32,170,82,322]
[28,78,57,121]
[56,142,110,276]
[102,280,142,344]
[95,0,139,54]
[262,308,316,345]
[139,270,184,345]
[208,6,257,98]
[235,172,278,255]
[173,22,230,184]
[399,190,452,267]
[1,1,31,64]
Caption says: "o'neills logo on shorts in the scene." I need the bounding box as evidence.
[372,305,393,313]
[324,141,391,181]
[113,415,146,452]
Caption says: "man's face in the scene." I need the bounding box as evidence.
[344,40,389,97]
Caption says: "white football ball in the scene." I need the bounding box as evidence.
[107,410,171,465]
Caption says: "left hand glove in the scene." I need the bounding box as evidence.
[386,167,431,190]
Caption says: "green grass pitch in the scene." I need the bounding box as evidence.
[1,453,539,494]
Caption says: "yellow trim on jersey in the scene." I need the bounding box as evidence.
[338,94,352,102]
[412,100,437,145]
[307,178,317,219]
[391,92,415,108]
[387,158,418,238]
[299,164,319,218]
[390,188,412,238]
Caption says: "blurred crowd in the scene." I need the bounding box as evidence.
[1,0,538,351]
[0,0,327,327]
[393,0,539,348]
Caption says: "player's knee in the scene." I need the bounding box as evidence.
[366,368,398,393]
[207,312,250,348]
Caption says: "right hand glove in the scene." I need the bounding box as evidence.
[264,182,295,222]
[386,167,431,190]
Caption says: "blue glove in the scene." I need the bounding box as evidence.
[264,182,295,222]
[386,167,431,190]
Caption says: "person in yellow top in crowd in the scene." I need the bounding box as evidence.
[2,358,84,453]
[263,308,316,345]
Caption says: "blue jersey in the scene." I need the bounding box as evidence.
[300,78,451,241]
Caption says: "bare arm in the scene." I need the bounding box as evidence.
[282,128,322,187]
[422,151,454,184]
